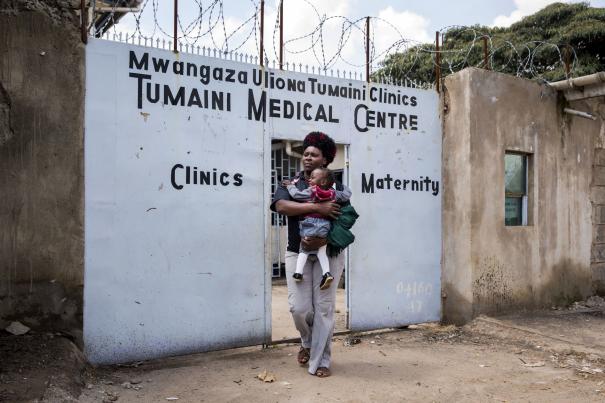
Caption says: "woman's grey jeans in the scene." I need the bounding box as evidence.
[285,250,345,375]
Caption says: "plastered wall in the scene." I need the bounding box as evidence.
[0,0,84,333]
[442,68,602,324]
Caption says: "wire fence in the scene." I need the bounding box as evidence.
[375,25,578,83]
[88,0,580,86]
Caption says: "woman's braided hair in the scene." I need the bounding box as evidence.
[302,131,337,166]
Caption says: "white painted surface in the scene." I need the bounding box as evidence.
[84,40,267,364]
[347,87,442,330]
[84,39,441,363]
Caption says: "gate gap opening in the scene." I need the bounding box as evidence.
[270,139,349,342]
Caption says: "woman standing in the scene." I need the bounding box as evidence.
[270,132,345,378]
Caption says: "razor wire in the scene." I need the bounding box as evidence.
[90,0,582,83]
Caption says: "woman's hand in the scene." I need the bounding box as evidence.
[314,202,341,219]
[301,237,328,251]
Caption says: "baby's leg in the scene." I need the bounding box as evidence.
[316,245,330,275]
[295,250,309,275]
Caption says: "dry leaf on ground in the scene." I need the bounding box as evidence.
[257,370,276,383]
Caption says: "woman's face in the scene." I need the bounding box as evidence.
[302,146,327,173]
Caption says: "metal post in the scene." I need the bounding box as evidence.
[81,0,88,44]
[365,17,370,83]
[564,107,596,120]
[173,0,178,53]
[564,44,571,77]
[279,0,284,70]
[482,36,489,70]
[435,31,440,93]
[260,0,265,67]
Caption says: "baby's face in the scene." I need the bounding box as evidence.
[309,169,327,187]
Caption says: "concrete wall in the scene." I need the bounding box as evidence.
[0,0,84,333]
[442,68,602,324]
[589,100,605,292]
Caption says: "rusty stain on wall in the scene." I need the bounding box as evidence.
[473,256,513,314]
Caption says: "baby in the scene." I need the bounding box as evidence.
[283,168,352,290]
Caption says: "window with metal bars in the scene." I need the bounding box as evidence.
[504,152,530,226]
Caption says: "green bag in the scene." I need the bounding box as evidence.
[327,204,359,257]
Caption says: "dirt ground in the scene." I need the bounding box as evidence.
[76,314,605,403]
[5,301,605,401]
[0,331,86,402]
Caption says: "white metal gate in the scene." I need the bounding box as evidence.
[348,89,442,330]
[84,39,269,364]
[84,37,441,364]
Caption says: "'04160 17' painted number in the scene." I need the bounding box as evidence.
[396,282,433,298]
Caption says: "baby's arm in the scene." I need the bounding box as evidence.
[334,184,352,202]
[287,185,314,202]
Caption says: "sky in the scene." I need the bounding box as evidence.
[114,0,605,73]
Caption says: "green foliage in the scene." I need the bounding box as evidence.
[374,2,605,84]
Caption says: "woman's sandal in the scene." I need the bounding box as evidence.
[314,367,331,377]
[297,347,310,365]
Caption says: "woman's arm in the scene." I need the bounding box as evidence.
[275,199,341,219]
